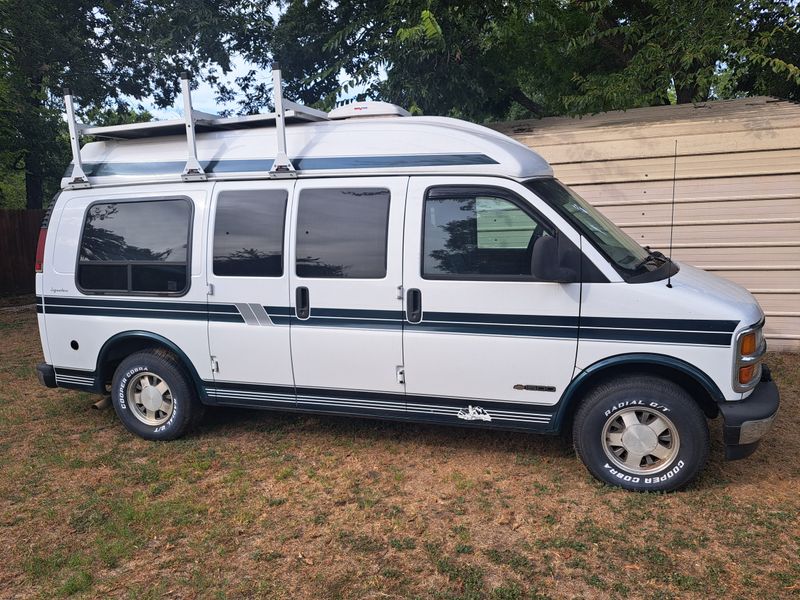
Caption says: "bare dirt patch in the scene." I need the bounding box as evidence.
[0,307,798,599]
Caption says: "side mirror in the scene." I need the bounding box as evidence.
[531,234,579,283]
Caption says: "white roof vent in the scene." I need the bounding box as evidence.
[328,101,410,120]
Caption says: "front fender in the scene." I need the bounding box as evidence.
[551,353,725,432]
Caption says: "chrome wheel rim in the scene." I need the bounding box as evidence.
[602,407,680,475]
[126,372,174,426]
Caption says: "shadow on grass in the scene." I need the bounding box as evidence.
[195,404,574,460]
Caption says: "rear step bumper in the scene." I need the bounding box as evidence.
[36,362,57,388]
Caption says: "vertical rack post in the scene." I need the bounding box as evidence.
[180,72,207,181]
[269,63,296,177]
[63,88,90,188]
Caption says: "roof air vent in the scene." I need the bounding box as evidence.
[328,101,411,120]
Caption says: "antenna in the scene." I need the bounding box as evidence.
[666,139,678,288]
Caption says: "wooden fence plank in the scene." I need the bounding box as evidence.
[0,210,45,296]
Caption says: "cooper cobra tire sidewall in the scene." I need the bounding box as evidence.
[111,352,195,441]
[574,377,710,492]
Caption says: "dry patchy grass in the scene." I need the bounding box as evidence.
[0,306,798,599]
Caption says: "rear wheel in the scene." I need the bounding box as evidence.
[111,349,203,440]
[573,375,709,492]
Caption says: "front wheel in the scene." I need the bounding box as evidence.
[111,349,203,440]
[573,375,710,492]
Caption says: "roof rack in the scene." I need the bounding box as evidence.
[62,64,328,187]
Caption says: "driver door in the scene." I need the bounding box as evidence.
[401,177,581,428]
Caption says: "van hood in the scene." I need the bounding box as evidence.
[655,262,763,328]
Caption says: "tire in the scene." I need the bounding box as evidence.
[573,375,709,492]
[110,349,203,441]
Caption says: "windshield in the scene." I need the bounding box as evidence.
[525,178,651,272]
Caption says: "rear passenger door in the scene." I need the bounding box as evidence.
[206,181,296,408]
[288,177,408,416]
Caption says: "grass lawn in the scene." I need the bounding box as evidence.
[1,305,798,599]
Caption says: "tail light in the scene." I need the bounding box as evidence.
[34,227,47,273]
[34,203,54,274]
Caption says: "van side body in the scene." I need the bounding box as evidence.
[35,113,779,491]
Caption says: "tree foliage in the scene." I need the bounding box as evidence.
[271,0,800,120]
[1,1,799,207]
[0,0,274,208]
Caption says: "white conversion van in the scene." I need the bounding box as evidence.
[35,68,779,491]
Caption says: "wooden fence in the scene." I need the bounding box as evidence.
[0,209,45,296]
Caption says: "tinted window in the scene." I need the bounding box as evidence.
[77,264,127,291]
[296,188,390,278]
[77,199,191,294]
[423,188,551,279]
[80,201,189,262]
[213,190,287,277]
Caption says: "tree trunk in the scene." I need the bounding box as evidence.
[25,151,44,210]
[675,83,699,104]
[509,88,545,117]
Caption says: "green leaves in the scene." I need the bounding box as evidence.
[397,9,443,44]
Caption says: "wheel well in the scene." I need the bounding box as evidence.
[96,334,205,402]
[559,361,720,436]
[97,338,166,388]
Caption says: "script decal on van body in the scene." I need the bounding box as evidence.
[457,406,492,422]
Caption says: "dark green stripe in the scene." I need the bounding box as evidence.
[581,328,731,346]
[293,317,401,330]
[54,367,96,378]
[68,154,498,178]
[210,381,295,396]
[43,296,239,313]
[424,311,578,327]
[205,381,557,416]
[581,316,738,333]
[43,305,244,323]
[408,321,578,339]
[311,308,404,320]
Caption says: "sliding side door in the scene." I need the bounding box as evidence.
[206,181,296,408]
[288,177,408,417]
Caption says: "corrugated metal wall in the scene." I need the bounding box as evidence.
[495,97,800,350]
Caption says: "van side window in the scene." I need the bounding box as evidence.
[296,188,390,278]
[213,190,287,277]
[423,187,552,279]
[77,198,191,295]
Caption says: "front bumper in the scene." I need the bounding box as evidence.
[717,366,779,460]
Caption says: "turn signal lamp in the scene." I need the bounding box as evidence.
[739,364,756,386]
[740,331,757,356]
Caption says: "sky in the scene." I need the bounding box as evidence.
[130,54,259,120]
[124,3,381,120]
[129,55,378,120]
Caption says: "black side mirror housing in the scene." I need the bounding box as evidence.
[531,234,579,283]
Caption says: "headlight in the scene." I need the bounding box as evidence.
[733,321,766,393]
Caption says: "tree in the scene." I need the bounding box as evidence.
[558,0,800,112]
[0,0,275,209]
[269,0,800,120]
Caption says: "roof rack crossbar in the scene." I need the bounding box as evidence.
[283,99,329,120]
[269,64,296,178]
[63,88,90,188]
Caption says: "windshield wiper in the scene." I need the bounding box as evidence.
[632,249,667,270]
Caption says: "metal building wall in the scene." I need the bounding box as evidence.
[495,97,800,350]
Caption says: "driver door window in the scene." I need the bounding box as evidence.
[422,189,552,279]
